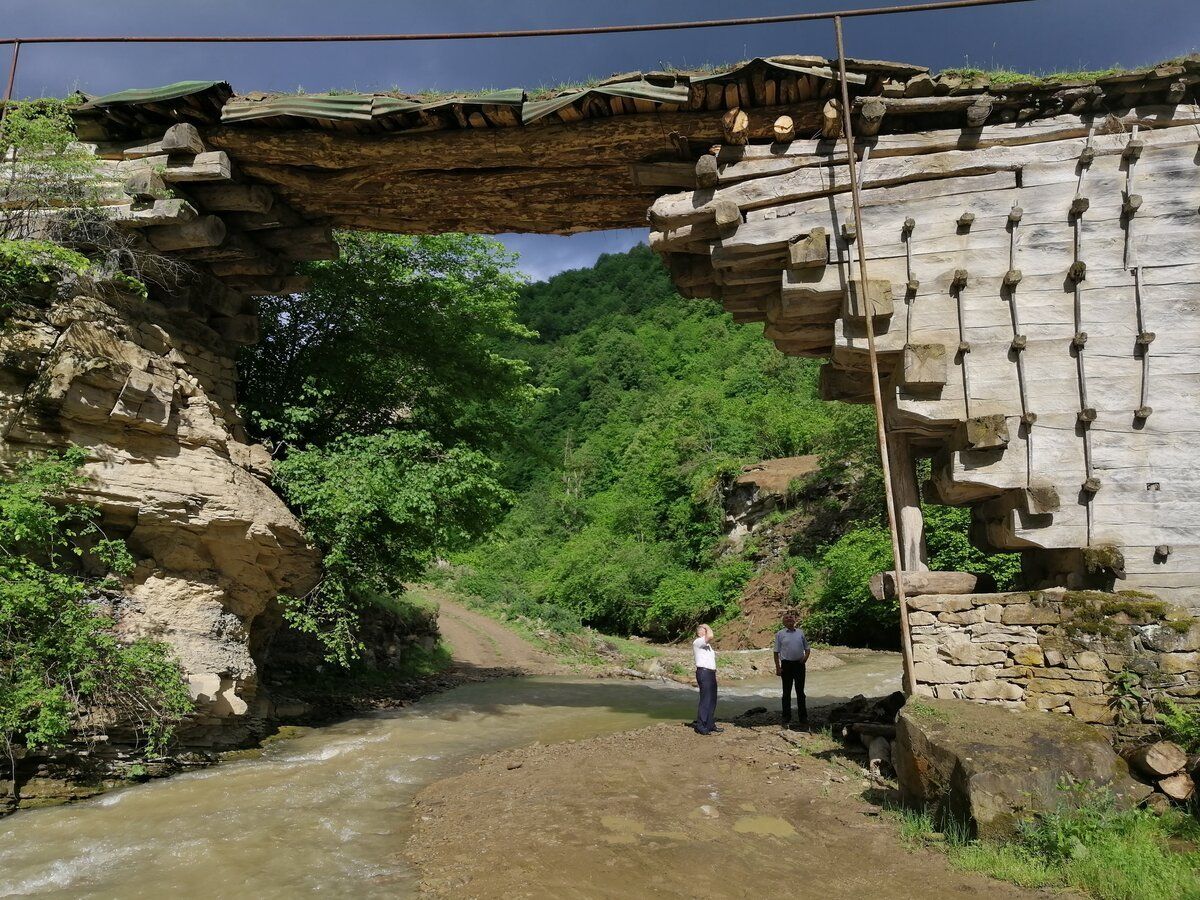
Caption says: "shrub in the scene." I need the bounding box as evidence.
[1155,696,1200,754]
[0,449,191,759]
[800,527,898,647]
[274,431,512,664]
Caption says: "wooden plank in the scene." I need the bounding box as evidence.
[648,123,1200,227]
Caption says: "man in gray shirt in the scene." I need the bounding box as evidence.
[773,611,810,728]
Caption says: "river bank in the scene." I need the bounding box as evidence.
[406,717,1047,900]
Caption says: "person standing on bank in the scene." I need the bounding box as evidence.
[693,624,722,735]
[773,611,810,728]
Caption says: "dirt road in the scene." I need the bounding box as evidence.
[427,587,562,675]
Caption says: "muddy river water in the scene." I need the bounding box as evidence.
[0,658,899,898]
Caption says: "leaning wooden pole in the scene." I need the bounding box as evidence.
[833,16,917,694]
[0,40,19,138]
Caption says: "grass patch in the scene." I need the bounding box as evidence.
[887,788,1200,900]
[905,698,950,723]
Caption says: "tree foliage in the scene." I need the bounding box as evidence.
[0,449,191,760]
[242,232,542,451]
[274,432,511,665]
[240,232,538,662]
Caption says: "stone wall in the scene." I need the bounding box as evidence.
[0,266,321,749]
[911,588,1200,742]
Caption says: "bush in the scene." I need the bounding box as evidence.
[924,502,1021,590]
[799,527,898,647]
[0,449,191,757]
[274,431,512,664]
[1155,696,1200,754]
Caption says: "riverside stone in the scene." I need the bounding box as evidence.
[894,698,1151,839]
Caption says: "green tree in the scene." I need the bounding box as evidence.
[240,233,541,662]
[241,231,542,451]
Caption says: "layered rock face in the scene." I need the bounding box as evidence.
[0,269,320,747]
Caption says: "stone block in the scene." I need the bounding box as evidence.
[1142,622,1200,653]
[1028,693,1073,711]
[1160,652,1200,676]
[1069,697,1117,725]
[946,644,1007,666]
[1027,678,1102,696]
[908,595,974,613]
[908,611,938,627]
[912,643,939,663]
[1044,649,1065,667]
[914,660,976,684]
[962,681,1025,702]
[939,607,987,625]
[996,666,1033,680]
[980,604,1004,623]
[1073,651,1106,671]
[1010,645,1045,667]
[1001,604,1061,626]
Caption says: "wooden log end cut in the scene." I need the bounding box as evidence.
[772,115,795,143]
[965,414,1009,450]
[902,342,947,388]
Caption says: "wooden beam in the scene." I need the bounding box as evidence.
[116,151,233,183]
[186,183,275,213]
[146,215,226,251]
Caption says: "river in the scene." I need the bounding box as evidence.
[0,659,899,898]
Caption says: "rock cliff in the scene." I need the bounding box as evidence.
[0,266,320,748]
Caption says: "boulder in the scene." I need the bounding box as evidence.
[894,697,1152,839]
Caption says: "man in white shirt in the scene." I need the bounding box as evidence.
[773,611,810,728]
[692,624,721,735]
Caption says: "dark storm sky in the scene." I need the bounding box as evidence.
[7,0,1198,279]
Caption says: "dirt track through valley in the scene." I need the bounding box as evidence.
[429,588,562,674]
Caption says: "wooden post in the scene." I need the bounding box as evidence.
[887,429,929,571]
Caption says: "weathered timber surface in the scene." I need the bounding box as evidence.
[648,110,1200,601]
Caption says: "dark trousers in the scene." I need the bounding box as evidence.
[780,659,807,723]
[695,667,717,733]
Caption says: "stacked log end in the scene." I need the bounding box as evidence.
[82,121,338,344]
[1124,740,1195,804]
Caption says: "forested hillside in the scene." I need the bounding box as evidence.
[446,245,1019,647]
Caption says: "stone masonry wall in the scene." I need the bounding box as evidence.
[911,588,1200,743]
